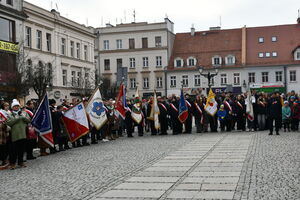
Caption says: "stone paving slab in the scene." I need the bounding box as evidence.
[114,182,174,190]
[201,183,237,191]
[175,183,201,190]
[126,176,180,183]
[193,166,243,172]
[189,171,241,177]
[182,176,240,184]
[134,171,186,177]
[99,189,165,198]
[152,162,196,167]
[193,190,235,199]
[144,166,191,172]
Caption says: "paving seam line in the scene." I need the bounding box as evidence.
[232,132,257,200]
[82,135,202,200]
[157,134,228,200]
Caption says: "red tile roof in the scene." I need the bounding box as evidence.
[168,28,242,70]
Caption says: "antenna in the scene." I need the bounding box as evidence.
[124,10,126,23]
[116,18,118,25]
[219,16,222,27]
[133,9,136,22]
[165,13,168,19]
[101,16,103,26]
[51,1,53,9]
[55,3,58,11]
[86,18,88,26]
[298,9,300,17]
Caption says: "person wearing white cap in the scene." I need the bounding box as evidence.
[6,99,31,170]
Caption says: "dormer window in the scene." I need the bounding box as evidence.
[225,55,235,65]
[212,56,222,66]
[294,48,300,60]
[187,57,196,66]
[174,57,183,67]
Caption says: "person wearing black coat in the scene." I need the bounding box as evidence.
[184,94,192,134]
[169,96,182,135]
[267,93,282,135]
[256,95,267,131]
[235,95,246,131]
[125,102,134,137]
[158,97,168,135]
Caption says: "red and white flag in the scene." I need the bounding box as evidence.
[63,102,89,142]
[115,83,127,119]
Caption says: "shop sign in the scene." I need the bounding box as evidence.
[0,40,19,53]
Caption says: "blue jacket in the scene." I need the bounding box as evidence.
[282,106,291,120]
[217,110,227,121]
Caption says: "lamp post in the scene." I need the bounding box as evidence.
[198,66,218,93]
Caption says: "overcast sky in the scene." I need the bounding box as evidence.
[26,0,299,33]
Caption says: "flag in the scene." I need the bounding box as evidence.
[115,83,127,119]
[178,90,188,123]
[86,88,107,130]
[63,102,89,142]
[205,89,218,116]
[31,94,54,147]
[131,88,143,124]
[246,90,254,121]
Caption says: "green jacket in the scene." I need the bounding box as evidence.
[282,106,291,120]
[6,111,31,142]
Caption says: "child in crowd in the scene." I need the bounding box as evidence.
[217,104,227,132]
[282,101,291,132]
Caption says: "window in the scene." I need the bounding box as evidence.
[143,57,149,67]
[142,37,148,48]
[25,26,31,47]
[272,36,277,42]
[170,76,176,87]
[6,0,13,5]
[275,71,282,82]
[71,71,76,86]
[212,56,221,65]
[156,77,163,88]
[226,55,235,65]
[76,43,80,59]
[117,58,122,68]
[188,57,196,66]
[175,58,183,67]
[46,33,51,52]
[36,30,42,49]
[116,39,122,49]
[84,70,90,88]
[143,77,149,88]
[129,58,135,68]
[290,71,296,82]
[62,70,67,86]
[84,45,88,60]
[248,72,255,83]
[0,17,15,42]
[272,51,277,57]
[155,36,161,47]
[262,72,269,83]
[220,74,227,85]
[258,37,264,43]
[265,52,270,57]
[210,76,215,86]
[130,78,136,89]
[156,56,162,67]
[61,38,66,55]
[70,41,74,57]
[182,75,188,87]
[194,75,201,86]
[104,59,110,70]
[129,38,135,49]
[233,73,240,85]
[77,71,82,87]
[258,52,264,58]
[294,50,300,60]
[103,40,109,50]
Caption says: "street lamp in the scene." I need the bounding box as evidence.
[198,66,218,93]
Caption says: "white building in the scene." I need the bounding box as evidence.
[95,18,175,98]
[23,1,96,102]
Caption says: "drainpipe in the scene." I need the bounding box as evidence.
[164,66,168,96]
[283,65,287,92]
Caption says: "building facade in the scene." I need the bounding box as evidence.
[23,2,96,102]
[167,21,300,96]
[95,18,175,98]
[0,0,26,99]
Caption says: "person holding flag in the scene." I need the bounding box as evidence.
[193,95,205,133]
[183,94,192,133]
[158,96,168,135]
[245,90,255,132]
[169,95,182,135]
[178,90,188,124]
[132,88,144,136]
[148,91,160,135]
[0,101,10,169]
[205,89,218,132]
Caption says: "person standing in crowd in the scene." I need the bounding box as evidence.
[256,94,267,131]
[125,100,133,137]
[267,92,282,135]
[184,94,192,134]
[6,99,31,169]
[282,101,291,132]
[291,100,300,131]
[24,100,37,160]
[223,94,233,131]
[52,105,68,151]
[235,95,246,131]
[193,95,204,133]
[0,102,10,169]
[217,104,227,132]
[158,96,168,135]
[169,96,182,135]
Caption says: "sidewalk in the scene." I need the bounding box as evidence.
[93,133,253,199]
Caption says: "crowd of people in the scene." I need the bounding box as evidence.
[0,89,299,170]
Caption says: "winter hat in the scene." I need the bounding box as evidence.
[11,99,20,108]
[284,101,289,105]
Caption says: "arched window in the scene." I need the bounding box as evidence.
[212,55,222,66]
[187,56,197,66]
[294,48,300,60]
[225,55,235,65]
[174,57,183,67]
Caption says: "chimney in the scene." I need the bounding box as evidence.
[241,25,247,66]
[191,24,195,36]
[298,9,300,24]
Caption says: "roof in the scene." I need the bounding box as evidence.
[168,28,242,70]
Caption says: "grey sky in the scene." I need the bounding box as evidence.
[26,0,299,33]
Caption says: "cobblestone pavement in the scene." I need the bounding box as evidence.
[1,130,299,200]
